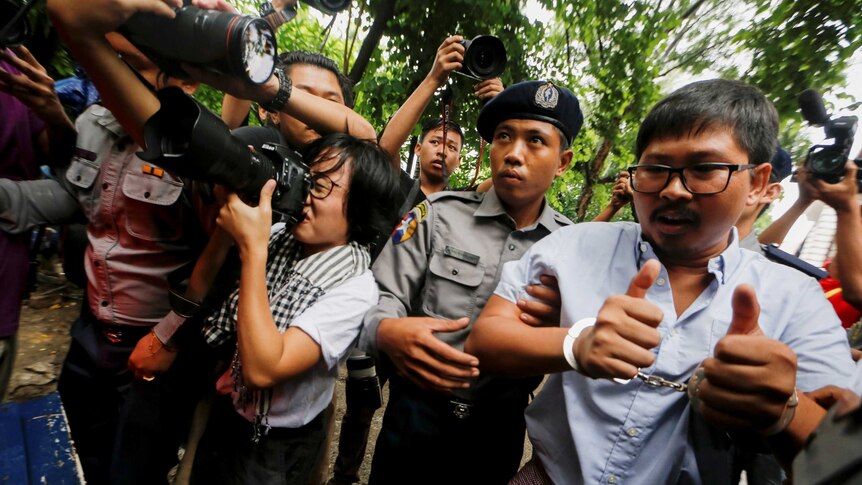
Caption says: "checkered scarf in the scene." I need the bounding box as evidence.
[203,228,370,441]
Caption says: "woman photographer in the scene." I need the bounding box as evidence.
[185,133,401,485]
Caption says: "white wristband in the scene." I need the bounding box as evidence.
[563,317,596,373]
[762,387,799,436]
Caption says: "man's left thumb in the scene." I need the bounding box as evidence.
[727,284,763,336]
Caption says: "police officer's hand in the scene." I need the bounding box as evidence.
[426,36,465,87]
[798,162,858,214]
[517,275,561,327]
[216,180,275,258]
[128,331,178,380]
[806,385,858,410]
[47,0,181,36]
[573,259,663,380]
[474,78,503,102]
[377,316,479,393]
[694,285,798,434]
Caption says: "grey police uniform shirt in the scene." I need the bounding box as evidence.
[0,104,211,327]
[361,186,571,357]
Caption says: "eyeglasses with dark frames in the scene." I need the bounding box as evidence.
[626,163,757,195]
[309,173,341,200]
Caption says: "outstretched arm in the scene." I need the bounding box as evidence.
[378,36,465,171]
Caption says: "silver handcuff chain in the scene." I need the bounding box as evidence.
[636,371,688,392]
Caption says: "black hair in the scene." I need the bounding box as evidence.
[277,51,355,108]
[302,133,402,249]
[419,118,465,147]
[635,79,778,166]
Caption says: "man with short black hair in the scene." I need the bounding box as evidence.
[467,78,854,484]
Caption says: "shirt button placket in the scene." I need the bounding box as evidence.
[607,474,618,484]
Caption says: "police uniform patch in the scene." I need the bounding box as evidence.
[534,82,559,109]
[391,200,429,244]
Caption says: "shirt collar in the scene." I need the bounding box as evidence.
[474,186,558,232]
[634,226,743,286]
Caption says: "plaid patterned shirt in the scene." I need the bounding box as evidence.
[203,228,371,439]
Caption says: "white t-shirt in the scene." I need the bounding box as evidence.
[233,270,378,428]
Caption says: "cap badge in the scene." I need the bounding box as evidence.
[534,82,559,109]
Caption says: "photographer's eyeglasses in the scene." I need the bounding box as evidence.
[309,174,341,200]
[627,163,757,195]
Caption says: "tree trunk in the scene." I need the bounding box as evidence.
[347,0,397,85]
[575,137,613,221]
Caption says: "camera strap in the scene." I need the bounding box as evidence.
[439,84,454,190]
[468,139,486,189]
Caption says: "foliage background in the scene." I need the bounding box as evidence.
[23,0,862,222]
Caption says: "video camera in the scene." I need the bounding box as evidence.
[0,0,35,49]
[138,87,311,227]
[459,35,507,80]
[798,88,862,187]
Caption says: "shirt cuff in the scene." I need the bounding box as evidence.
[152,311,187,346]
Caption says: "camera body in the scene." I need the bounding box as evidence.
[459,35,507,80]
[799,88,862,187]
[139,87,311,227]
[121,0,277,85]
[345,353,382,410]
[805,115,860,184]
[302,0,351,15]
[0,0,31,49]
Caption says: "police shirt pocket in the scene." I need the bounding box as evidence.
[121,172,185,242]
[66,157,99,189]
[425,251,485,321]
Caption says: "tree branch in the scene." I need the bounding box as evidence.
[347,0,396,85]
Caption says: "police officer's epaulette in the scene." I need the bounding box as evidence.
[760,243,828,280]
[553,211,574,226]
[426,190,484,205]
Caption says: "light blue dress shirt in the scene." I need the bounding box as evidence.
[495,222,855,485]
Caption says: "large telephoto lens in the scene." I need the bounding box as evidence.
[0,0,31,48]
[460,35,507,80]
[122,3,276,84]
[138,87,276,200]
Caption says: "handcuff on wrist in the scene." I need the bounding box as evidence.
[563,317,688,392]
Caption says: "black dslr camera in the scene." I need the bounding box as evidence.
[121,0,278,84]
[798,88,861,186]
[459,35,507,80]
[0,0,35,48]
[138,87,311,227]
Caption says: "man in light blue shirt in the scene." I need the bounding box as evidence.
[466,79,855,484]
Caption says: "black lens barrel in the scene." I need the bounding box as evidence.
[122,4,275,84]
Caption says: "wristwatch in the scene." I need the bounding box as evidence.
[259,1,297,30]
[261,66,293,113]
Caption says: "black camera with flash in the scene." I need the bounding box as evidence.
[138,87,311,227]
[798,88,861,187]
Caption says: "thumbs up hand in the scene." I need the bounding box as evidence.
[574,259,665,380]
[694,284,798,434]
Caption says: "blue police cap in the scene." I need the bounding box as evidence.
[477,80,583,145]
[770,147,792,182]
